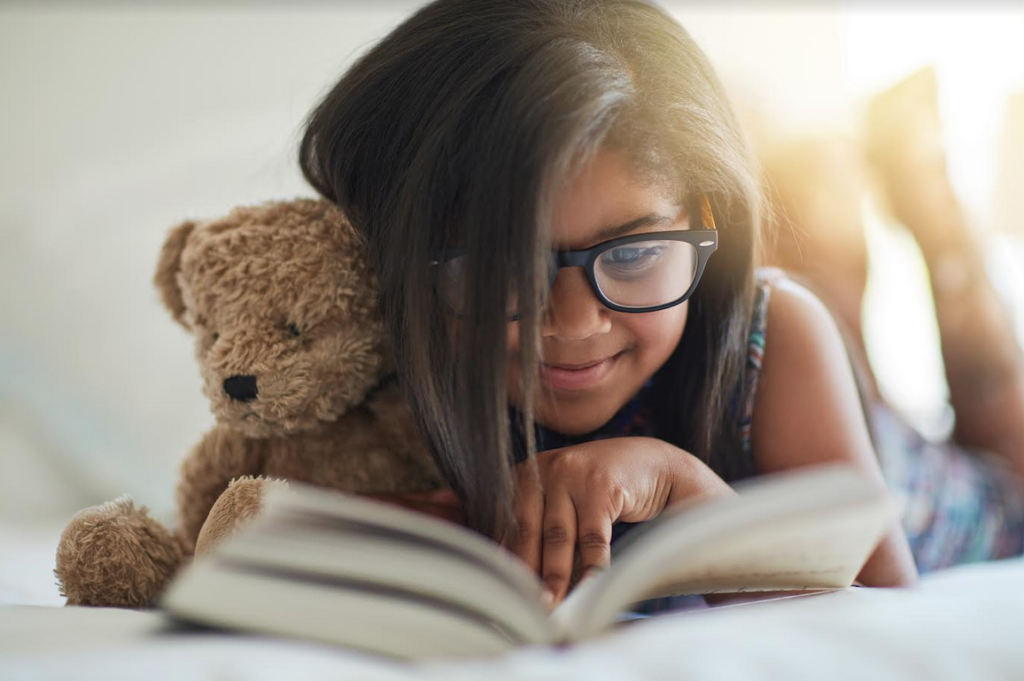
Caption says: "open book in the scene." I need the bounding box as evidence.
[160,464,893,659]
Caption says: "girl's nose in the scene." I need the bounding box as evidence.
[540,268,612,340]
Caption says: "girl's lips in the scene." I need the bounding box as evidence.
[539,351,624,391]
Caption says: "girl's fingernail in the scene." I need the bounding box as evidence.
[541,589,555,609]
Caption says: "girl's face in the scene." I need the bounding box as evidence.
[507,147,690,435]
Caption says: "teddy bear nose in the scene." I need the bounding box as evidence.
[223,375,259,403]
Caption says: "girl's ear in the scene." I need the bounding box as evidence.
[154,219,196,329]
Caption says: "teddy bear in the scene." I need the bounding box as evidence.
[54,198,446,608]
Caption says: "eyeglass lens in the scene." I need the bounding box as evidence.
[591,239,698,309]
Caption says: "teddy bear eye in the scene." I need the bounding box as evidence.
[287,323,301,337]
[211,332,220,342]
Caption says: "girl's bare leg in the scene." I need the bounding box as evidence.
[866,68,1024,476]
[762,135,880,403]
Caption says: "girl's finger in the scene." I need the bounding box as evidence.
[508,469,544,575]
[574,496,614,578]
[540,486,577,606]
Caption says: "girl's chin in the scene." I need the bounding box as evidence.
[531,395,631,436]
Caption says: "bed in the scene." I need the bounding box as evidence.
[3,520,1022,680]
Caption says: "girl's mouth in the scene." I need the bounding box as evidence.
[539,350,626,391]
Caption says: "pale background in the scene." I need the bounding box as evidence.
[2,1,1023,525]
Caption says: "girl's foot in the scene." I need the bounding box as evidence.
[863,66,969,259]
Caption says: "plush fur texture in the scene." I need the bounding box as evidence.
[194,476,286,557]
[55,496,184,607]
[55,198,443,608]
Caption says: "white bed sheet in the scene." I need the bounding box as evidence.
[2,521,1023,680]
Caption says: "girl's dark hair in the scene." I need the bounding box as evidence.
[300,0,762,541]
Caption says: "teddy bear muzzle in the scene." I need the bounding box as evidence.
[223,374,259,402]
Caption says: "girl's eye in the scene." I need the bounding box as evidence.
[606,247,644,264]
[600,245,664,269]
[287,323,301,337]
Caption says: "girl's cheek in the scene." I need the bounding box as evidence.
[628,304,688,356]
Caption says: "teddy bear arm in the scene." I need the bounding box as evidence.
[174,427,267,554]
[193,476,293,557]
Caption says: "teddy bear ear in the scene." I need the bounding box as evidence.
[154,219,196,329]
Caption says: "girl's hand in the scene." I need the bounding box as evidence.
[505,437,733,607]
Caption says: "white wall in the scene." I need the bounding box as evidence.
[0,4,417,521]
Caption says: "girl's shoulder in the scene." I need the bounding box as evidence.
[744,266,844,385]
[746,268,880,476]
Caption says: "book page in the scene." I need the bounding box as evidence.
[212,512,553,644]
[162,559,519,659]
[217,483,553,642]
[619,505,883,596]
[260,482,545,601]
[552,465,891,642]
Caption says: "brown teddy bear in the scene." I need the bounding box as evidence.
[54,198,446,608]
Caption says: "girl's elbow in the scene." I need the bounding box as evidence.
[856,532,920,588]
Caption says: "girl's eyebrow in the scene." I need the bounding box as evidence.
[593,213,676,242]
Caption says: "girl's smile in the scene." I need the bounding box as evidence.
[538,348,631,392]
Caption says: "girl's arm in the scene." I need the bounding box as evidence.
[751,279,918,587]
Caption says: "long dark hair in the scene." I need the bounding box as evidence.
[300,0,762,541]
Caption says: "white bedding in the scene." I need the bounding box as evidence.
[3,521,1023,680]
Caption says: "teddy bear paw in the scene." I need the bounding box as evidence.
[54,495,183,608]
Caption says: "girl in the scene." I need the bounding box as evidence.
[298,0,920,609]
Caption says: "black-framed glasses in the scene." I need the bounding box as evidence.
[432,196,719,320]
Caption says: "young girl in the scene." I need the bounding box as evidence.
[298,0,924,609]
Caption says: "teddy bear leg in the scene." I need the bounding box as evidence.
[194,477,288,557]
[54,495,184,608]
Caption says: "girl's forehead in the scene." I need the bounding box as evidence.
[551,147,687,250]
